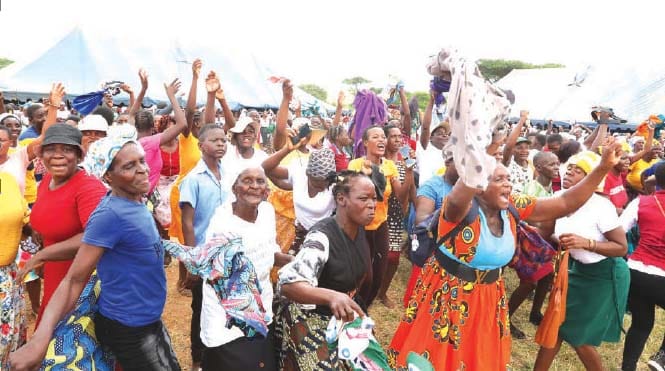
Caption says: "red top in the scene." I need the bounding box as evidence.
[329,143,350,172]
[633,192,665,271]
[160,146,180,176]
[30,170,106,324]
[603,171,628,209]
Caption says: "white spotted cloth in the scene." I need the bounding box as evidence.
[427,48,512,190]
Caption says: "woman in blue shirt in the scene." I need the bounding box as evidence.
[10,129,180,371]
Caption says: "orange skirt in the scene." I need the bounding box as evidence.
[388,255,511,370]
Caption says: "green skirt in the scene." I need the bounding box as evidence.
[559,257,630,347]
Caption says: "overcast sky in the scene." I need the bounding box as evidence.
[0,0,662,97]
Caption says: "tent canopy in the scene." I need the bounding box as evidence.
[0,27,333,112]
[497,65,665,124]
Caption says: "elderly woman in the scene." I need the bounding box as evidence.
[347,125,412,308]
[388,142,622,370]
[262,141,336,255]
[10,129,181,370]
[168,166,290,371]
[534,151,629,370]
[276,171,377,370]
[18,124,106,324]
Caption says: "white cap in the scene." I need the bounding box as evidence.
[229,116,256,134]
[78,114,109,133]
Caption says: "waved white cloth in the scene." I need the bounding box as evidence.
[427,48,512,190]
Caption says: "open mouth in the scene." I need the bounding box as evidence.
[499,190,511,204]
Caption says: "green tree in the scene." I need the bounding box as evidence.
[477,59,564,82]
[342,76,371,91]
[406,91,431,112]
[0,58,14,70]
[298,83,327,101]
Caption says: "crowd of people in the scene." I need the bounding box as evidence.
[0,50,663,371]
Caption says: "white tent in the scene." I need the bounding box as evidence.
[497,65,665,123]
[0,27,333,112]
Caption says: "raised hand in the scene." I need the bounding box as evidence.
[192,58,202,79]
[138,68,149,90]
[120,83,133,95]
[599,137,621,169]
[520,110,529,121]
[337,91,345,106]
[205,71,221,94]
[164,78,182,98]
[49,83,66,107]
[282,79,293,101]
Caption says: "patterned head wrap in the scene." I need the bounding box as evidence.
[306,148,336,180]
[82,124,142,181]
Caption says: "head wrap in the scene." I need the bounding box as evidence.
[0,113,20,125]
[306,148,336,179]
[82,124,141,181]
[566,151,600,175]
[566,151,604,191]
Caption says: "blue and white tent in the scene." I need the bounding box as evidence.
[0,27,333,112]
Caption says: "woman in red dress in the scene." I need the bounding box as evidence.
[19,124,106,324]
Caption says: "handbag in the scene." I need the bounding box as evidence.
[508,221,557,280]
[534,246,569,348]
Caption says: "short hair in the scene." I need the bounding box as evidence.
[383,123,400,137]
[198,124,224,141]
[362,125,383,141]
[654,162,665,189]
[533,133,547,147]
[134,110,154,132]
[558,140,581,163]
[547,134,563,144]
[26,104,44,120]
[332,170,372,202]
[533,151,555,167]
[91,106,115,126]
[66,115,81,123]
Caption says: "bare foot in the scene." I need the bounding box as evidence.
[379,296,395,309]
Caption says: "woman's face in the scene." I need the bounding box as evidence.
[0,130,11,156]
[364,127,386,157]
[514,142,530,162]
[430,126,450,150]
[633,140,644,153]
[615,153,630,173]
[2,118,21,142]
[81,130,107,153]
[562,164,587,189]
[234,125,257,150]
[386,127,402,152]
[105,143,150,197]
[41,143,81,180]
[478,164,512,210]
[339,177,376,227]
[233,168,268,207]
[307,176,329,194]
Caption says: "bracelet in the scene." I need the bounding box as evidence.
[592,240,598,252]
[46,103,59,108]
[587,239,592,250]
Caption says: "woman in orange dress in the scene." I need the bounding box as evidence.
[387,141,623,370]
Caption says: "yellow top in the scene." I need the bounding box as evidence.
[347,157,397,230]
[17,139,37,204]
[627,158,658,192]
[0,172,29,266]
[169,134,201,242]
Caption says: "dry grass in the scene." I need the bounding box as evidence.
[26,259,665,370]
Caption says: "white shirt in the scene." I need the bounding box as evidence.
[0,146,29,195]
[288,165,334,230]
[554,192,620,264]
[200,201,279,348]
[416,141,444,185]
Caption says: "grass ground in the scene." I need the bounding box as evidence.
[26,258,665,370]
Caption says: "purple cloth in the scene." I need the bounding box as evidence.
[351,90,388,158]
[430,77,451,106]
